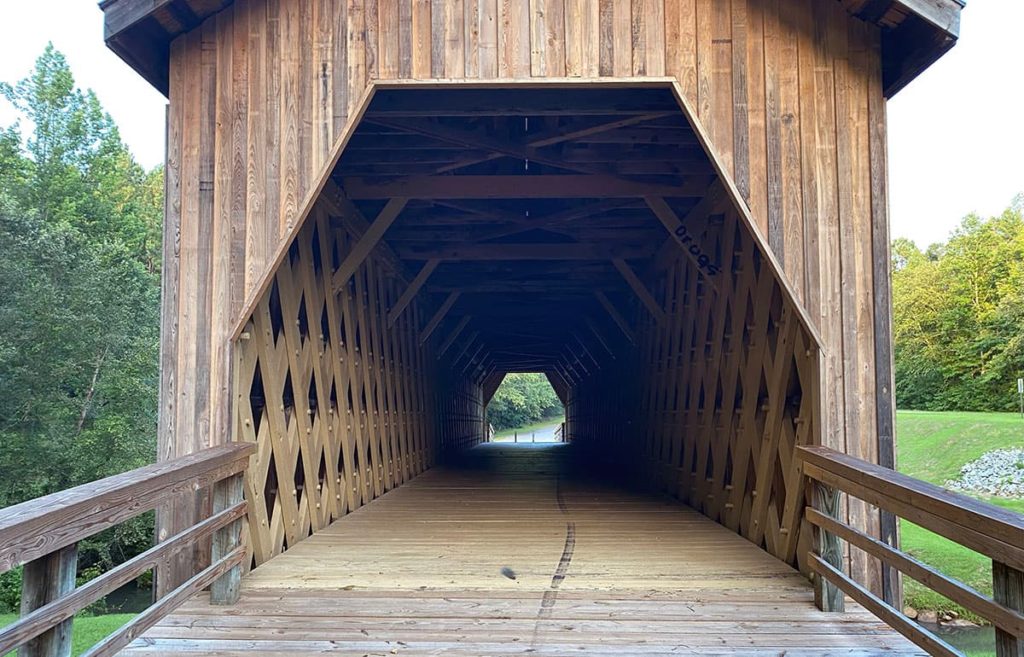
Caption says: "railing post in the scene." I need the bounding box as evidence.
[994,560,1023,657]
[811,481,844,612]
[18,544,77,657]
[210,472,245,605]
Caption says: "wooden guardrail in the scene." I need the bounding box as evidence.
[798,445,1024,657]
[0,443,254,657]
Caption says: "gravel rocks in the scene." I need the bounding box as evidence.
[946,449,1024,497]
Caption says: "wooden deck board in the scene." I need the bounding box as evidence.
[122,444,923,656]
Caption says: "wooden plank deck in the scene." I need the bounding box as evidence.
[123,443,923,656]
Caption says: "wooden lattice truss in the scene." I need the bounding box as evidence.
[234,206,438,565]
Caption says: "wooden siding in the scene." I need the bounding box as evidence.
[161,0,894,593]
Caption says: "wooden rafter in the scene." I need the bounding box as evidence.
[593,291,635,344]
[418,291,461,345]
[331,198,408,290]
[435,111,677,173]
[437,315,472,356]
[388,259,441,328]
[393,243,657,261]
[341,175,710,200]
[612,258,666,323]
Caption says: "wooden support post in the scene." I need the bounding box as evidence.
[611,258,666,323]
[593,291,636,344]
[388,259,440,328]
[331,198,408,290]
[19,544,77,657]
[994,560,1024,657]
[210,472,244,605]
[419,291,461,345]
[811,481,844,612]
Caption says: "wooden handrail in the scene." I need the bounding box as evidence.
[0,443,255,657]
[798,445,1024,657]
[0,443,254,572]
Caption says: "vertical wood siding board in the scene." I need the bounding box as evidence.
[156,39,185,596]
[811,0,843,453]
[333,0,350,133]
[744,0,767,235]
[546,0,566,77]
[196,19,218,458]
[314,0,336,163]
[530,0,546,76]
[246,0,267,297]
[598,0,614,76]
[498,0,529,78]
[853,16,882,596]
[399,0,413,77]
[479,0,498,78]
[630,0,645,76]
[366,0,381,80]
[778,0,804,303]
[694,0,712,126]
[378,0,397,83]
[172,29,204,583]
[663,0,681,81]
[762,0,783,260]
[431,0,446,77]
[299,0,315,187]
[211,13,235,459]
[348,0,368,116]
[412,0,432,78]
[265,0,282,263]
[176,29,201,475]
[612,0,631,76]
[279,0,300,239]
[446,0,466,78]
[645,0,664,76]
[867,22,901,606]
[230,2,250,323]
[796,0,820,334]
[712,0,734,175]
[464,0,480,77]
[582,0,599,76]
[832,2,862,579]
[162,40,184,468]
[675,0,697,106]
[564,0,582,76]
[731,0,751,204]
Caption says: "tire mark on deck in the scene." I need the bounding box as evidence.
[531,474,576,646]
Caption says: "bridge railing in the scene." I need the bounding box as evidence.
[0,443,254,657]
[798,445,1024,657]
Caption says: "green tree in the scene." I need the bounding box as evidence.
[0,46,163,608]
[486,373,563,430]
[892,198,1024,411]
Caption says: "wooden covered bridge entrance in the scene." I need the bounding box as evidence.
[7,0,1024,656]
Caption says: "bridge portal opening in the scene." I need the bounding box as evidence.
[232,81,822,575]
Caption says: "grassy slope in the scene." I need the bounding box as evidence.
[896,410,1024,621]
[0,613,136,657]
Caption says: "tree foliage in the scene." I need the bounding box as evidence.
[486,373,563,431]
[0,45,162,608]
[893,198,1024,411]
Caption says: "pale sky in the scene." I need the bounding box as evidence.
[0,1,1020,249]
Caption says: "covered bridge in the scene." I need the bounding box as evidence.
[6,1,1024,656]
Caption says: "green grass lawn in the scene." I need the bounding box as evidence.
[493,415,564,439]
[0,613,136,657]
[896,410,1024,625]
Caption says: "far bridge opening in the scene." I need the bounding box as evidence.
[484,372,566,443]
